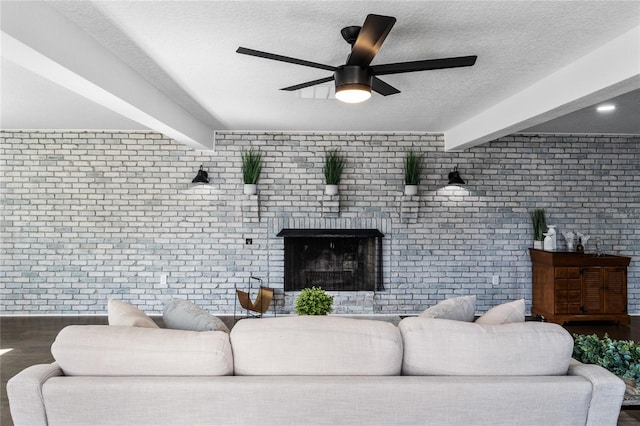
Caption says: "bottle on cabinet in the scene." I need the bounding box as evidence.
[576,237,584,253]
[543,225,557,251]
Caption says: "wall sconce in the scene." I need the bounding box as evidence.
[191,165,209,184]
[447,166,466,185]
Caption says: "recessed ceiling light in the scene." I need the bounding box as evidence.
[596,104,616,112]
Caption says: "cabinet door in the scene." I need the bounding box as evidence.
[604,268,627,314]
[581,268,604,313]
[554,268,581,314]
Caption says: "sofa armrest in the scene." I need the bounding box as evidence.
[568,359,625,426]
[7,362,63,426]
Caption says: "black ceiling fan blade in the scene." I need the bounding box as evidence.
[371,55,477,75]
[346,14,396,67]
[237,47,336,72]
[372,77,400,96]
[281,76,335,91]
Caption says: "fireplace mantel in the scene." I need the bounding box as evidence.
[276,229,384,238]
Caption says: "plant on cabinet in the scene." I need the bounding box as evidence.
[530,209,547,249]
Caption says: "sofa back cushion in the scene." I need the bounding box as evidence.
[399,317,573,376]
[52,325,233,376]
[230,316,403,375]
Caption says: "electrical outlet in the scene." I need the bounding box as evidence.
[492,275,500,285]
[245,238,253,245]
[160,274,167,285]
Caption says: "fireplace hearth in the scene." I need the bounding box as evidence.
[277,229,384,292]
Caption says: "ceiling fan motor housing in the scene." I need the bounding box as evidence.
[334,65,372,91]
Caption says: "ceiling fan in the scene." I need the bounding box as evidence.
[237,14,477,103]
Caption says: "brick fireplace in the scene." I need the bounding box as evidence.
[277,229,384,292]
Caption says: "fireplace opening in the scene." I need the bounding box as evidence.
[277,229,384,292]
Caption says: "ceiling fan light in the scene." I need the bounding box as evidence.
[335,85,372,103]
[597,104,616,112]
[334,65,372,103]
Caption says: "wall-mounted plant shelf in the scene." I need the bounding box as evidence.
[321,194,340,218]
[242,195,260,223]
[401,195,419,223]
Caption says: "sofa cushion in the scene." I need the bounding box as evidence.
[52,325,233,376]
[419,295,476,321]
[107,299,158,328]
[163,298,229,333]
[476,299,525,324]
[399,317,573,376]
[230,316,403,375]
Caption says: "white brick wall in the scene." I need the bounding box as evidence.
[1,131,638,315]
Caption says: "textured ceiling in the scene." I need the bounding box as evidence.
[1,1,639,149]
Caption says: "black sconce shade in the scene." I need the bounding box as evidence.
[447,166,465,185]
[192,165,209,184]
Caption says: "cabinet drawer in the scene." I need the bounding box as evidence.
[568,280,581,291]
[555,267,580,279]
[555,279,581,291]
[556,290,581,303]
[555,302,581,314]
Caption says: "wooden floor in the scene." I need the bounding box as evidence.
[2,315,640,426]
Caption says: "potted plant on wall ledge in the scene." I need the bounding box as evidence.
[530,208,547,250]
[323,149,345,196]
[404,151,422,196]
[242,148,262,195]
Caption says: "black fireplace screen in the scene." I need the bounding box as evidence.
[277,229,384,292]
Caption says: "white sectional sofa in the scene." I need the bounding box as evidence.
[8,316,625,426]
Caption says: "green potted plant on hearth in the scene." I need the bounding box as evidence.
[323,149,345,196]
[530,208,547,250]
[295,286,334,315]
[404,151,422,195]
[241,148,262,195]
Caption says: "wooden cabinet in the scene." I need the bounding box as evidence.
[529,249,631,324]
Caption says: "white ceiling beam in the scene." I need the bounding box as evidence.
[444,25,640,152]
[1,2,217,151]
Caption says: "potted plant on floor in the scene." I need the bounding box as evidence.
[573,333,640,394]
[241,148,262,195]
[404,151,422,195]
[530,208,546,250]
[295,286,334,315]
[323,149,345,196]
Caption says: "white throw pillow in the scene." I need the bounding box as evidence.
[476,299,525,324]
[163,298,229,333]
[419,295,476,322]
[107,299,158,328]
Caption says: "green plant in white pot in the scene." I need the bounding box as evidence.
[323,150,345,196]
[404,151,422,195]
[530,209,547,249]
[241,148,262,195]
[295,286,334,315]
